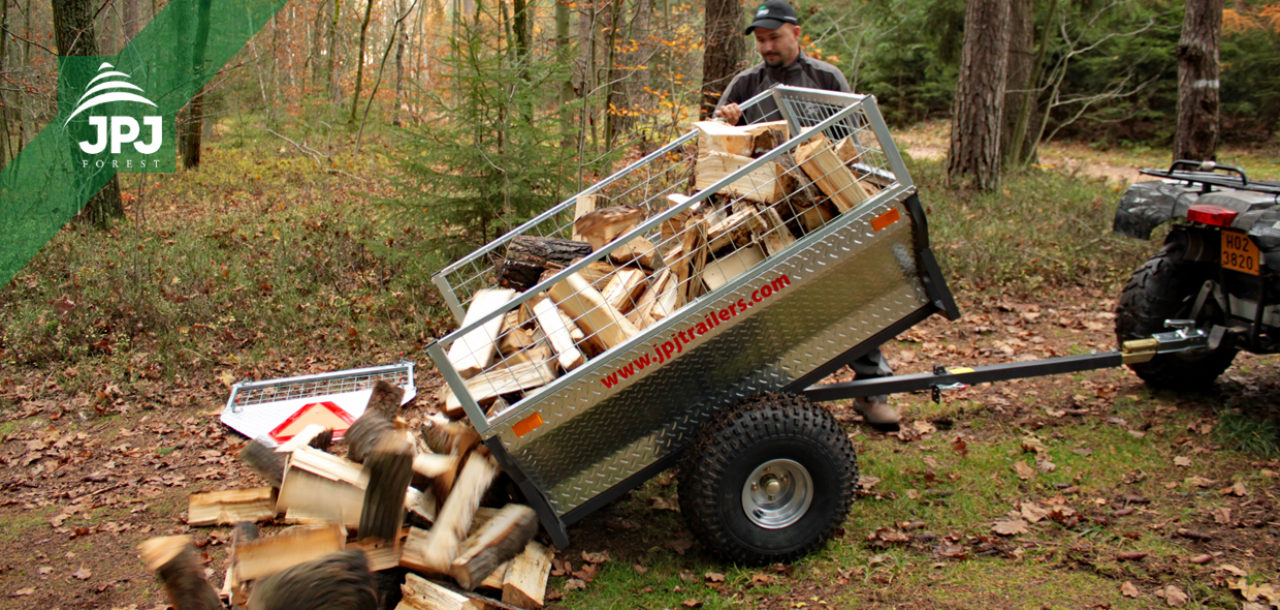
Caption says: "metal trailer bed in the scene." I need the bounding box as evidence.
[425,87,961,559]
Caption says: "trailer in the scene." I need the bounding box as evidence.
[423,86,1206,564]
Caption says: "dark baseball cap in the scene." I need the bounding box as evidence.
[745,0,799,35]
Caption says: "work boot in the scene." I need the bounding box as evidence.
[853,396,900,432]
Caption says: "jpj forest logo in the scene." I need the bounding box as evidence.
[59,60,175,173]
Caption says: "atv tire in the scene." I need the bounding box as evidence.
[678,393,857,565]
[1115,240,1237,390]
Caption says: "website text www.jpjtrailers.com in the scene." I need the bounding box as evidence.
[600,274,792,389]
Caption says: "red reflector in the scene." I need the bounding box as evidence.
[1186,204,1238,228]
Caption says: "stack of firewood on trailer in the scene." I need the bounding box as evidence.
[136,119,891,610]
[442,119,891,416]
[139,381,552,610]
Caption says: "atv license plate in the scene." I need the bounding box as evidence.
[1221,230,1260,276]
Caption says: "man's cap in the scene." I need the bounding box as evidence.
[745,0,799,35]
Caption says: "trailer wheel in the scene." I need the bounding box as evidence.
[678,393,857,565]
[1115,240,1237,390]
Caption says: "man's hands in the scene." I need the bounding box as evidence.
[714,103,743,125]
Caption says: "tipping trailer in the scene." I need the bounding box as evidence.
[423,86,1205,564]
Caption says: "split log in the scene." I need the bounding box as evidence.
[548,272,640,353]
[755,204,798,256]
[500,237,593,291]
[219,522,259,606]
[695,120,757,157]
[794,132,870,212]
[449,504,538,590]
[233,523,346,583]
[446,288,518,379]
[274,424,333,453]
[359,432,415,543]
[239,438,287,488]
[365,379,405,420]
[479,561,509,591]
[607,235,659,269]
[402,452,499,575]
[568,260,620,291]
[531,298,586,372]
[442,360,557,418]
[600,268,649,314]
[422,413,481,456]
[749,120,791,156]
[247,550,377,610]
[833,136,860,164]
[573,193,609,220]
[501,540,552,609]
[347,536,406,572]
[627,268,673,328]
[704,207,761,253]
[188,487,277,527]
[276,446,367,528]
[695,151,786,204]
[396,573,485,610]
[702,245,766,292]
[138,536,223,610]
[572,205,646,251]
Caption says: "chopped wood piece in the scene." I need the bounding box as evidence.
[833,136,860,164]
[795,200,836,232]
[479,561,509,591]
[275,424,332,453]
[565,260,620,290]
[694,120,757,157]
[365,379,406,420]
[548,272,641,353]
[531,298,586,372]
[703,246,766,292]
[500,237,594,290]
[755,204,798,256]
[695,151,786,203]
[188,487,277,527]
[442,360,557,418]
[344,410,396,465]
[600,268,649,314]
[396,573,485,610]
[704,207,760,252]
[276,446,367,528]
[627,268,673,328]
[449,504,538,590]
[502,540,552,609]
[412,452,457,479]
[794,132,869,212]
[219,522,258,606]
[405,452,499,575]
[572,205,646,251]
[359,432,415,543]
[446,288,518,379]
[662,195,694,241]
[249,550,378,610]
[608,235,659,268]
[239,438,287,488]
[573,193,609,220]
[749,120,791,156]
[234,523,346,583]
[138,536,223,610]
[348,536,406,572]
[421,414,481,456]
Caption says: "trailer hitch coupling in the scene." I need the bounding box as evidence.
[1121,320,1210,364]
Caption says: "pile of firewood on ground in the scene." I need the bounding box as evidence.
[441,119,889,416]
[139,380,550,609]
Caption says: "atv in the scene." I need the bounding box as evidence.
[1113,160,1280,390]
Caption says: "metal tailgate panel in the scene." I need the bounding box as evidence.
[488,193,929,517]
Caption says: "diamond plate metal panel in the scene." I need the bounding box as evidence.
[488,195,930,516]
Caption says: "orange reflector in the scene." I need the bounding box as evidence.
[1186,204,1238,228]
[871,208,901,232]
[513,412,544,437]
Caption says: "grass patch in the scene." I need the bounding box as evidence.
[1212,405,1280,458]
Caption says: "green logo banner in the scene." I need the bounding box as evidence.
[0,0,289,287]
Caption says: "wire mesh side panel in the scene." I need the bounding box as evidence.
[226,363,416,413]
[428,88,908,431]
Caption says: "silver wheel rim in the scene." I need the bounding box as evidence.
[741,458,813,529]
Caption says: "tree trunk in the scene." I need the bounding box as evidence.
[391,0,408,126]
[700,0,742,119]
[178,0,211,169]
[556,0,573,148]
[349,0,374,124]
[1001,0,1033,169]
[946,0,1010,191]
[327,0,342,103]
[1,0,11,163]
[121,0,139,42]
[1173,0,1223,163]
[51,0,123,226]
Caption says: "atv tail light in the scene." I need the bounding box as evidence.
[1186,204,1238,228]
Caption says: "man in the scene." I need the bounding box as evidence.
[714,0,902,431]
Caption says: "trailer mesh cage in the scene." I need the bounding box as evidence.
[425,86,952,543]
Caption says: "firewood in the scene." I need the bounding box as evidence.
[703,245,766,292]
[531,298,586,372]
[607,235,659,269]
[345,410,396,465]
[276,446,367,528]
[365,379,405,420]
[347,535,407,572]
[479,561,509,591]
[500,237,594,290]
[755,204,797,256]
[442,360,557,418]
[449,504,538,590]
[247,550,377,610]
[359,432,415,543]
[695,120,757,157]
[572,205,646,251]
[749,120,791,156]
[397,573,485,610]
[274,424,333,453]
[695,151,786,203]
[796,200,836,232]
[239,437,287,488]
[704,207,760,252]
[220,522,259,606]
[410,451,499,574]
[662,194,694,241]
[548,272,641,353]
[421,413,481,456]
[677,217,709,302]
[568,260,620,291]
[446,288,518,379]
[233,523,346,583]
[138,536,223,610]
[627,268,673,328]
[573,193,609,220]
[600,267,649,314]
[794,132,869,212]
[188,487,277,527]
[833,136,859,164]
[501,540,553,609]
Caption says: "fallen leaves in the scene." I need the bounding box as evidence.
[1120,581,1141,598]
[991,518,1028,536]
[71,565,91,580]
[1115,551,1148,561]
[1155,584,1187,607]
[1220,481,1248,497]
[1011,461,1035,481]
[1173,455,1192,467]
